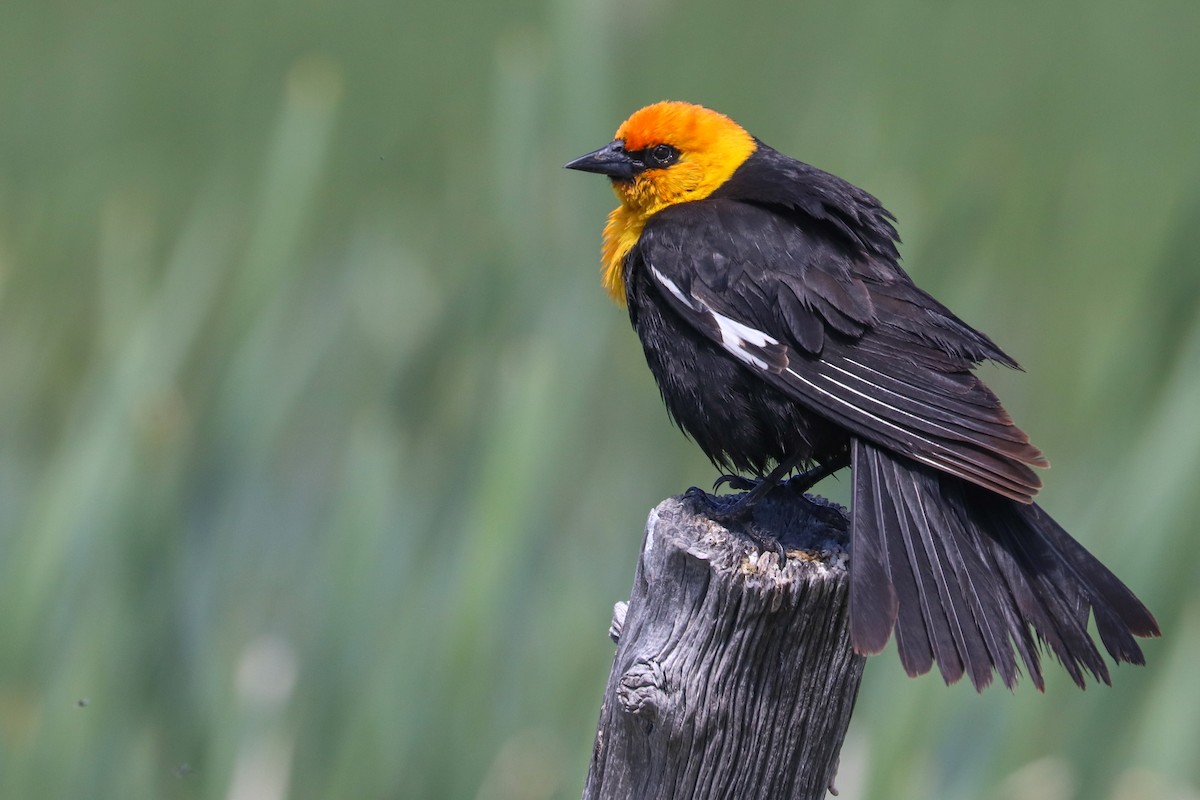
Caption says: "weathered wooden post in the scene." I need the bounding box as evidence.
[583,490,865,800]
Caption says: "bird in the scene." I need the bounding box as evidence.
[565,100,1159,691]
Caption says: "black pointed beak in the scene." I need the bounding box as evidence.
[564,140,637,180]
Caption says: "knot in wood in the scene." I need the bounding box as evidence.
[616,658,668,721]
[609,601,628,644]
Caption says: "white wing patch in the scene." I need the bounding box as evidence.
[651,266,781,370]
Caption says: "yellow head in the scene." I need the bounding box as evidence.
[566,101,757,303]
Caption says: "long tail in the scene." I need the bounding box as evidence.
[849,439,1160,690]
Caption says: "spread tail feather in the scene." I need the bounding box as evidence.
[849,439,1159,690]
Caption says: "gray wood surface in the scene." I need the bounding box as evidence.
[583,491,865,800]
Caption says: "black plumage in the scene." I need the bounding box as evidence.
[620,143,1158,690]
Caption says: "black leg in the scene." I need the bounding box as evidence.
[784,453,850,494]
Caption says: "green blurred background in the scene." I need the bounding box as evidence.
[2,0,1198,797]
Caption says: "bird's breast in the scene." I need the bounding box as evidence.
[625,258,845,475]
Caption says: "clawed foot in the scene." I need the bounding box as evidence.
[684,456,850,562]
[743,525,787,563]
[684,485,786,562]
[685,484,752,519]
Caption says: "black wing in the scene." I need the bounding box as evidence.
[632,196,1048,503]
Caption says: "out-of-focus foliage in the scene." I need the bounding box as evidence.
[1,0,1197,797]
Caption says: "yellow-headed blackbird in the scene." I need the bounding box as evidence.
[566,101,1158,690]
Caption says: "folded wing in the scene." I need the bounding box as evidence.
[634,199,1048,502]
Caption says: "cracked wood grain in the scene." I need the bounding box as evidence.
[583,491,864,800]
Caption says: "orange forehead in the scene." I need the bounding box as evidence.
[615,101,749,152]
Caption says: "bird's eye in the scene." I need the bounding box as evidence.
[647,144,679,167]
